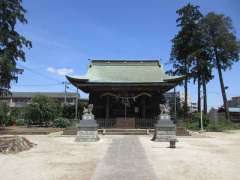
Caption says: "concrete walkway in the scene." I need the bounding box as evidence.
[92,136,157,180]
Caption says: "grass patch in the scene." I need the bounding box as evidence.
[183,113,240,132]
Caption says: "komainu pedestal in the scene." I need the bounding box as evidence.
[75,105,99,142]
[152,114,176,142]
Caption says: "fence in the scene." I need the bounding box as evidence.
[135,118,158,128]
[96,118,157,129]
[96,119,116,128]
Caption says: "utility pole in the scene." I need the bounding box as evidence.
[75,88,79,120]
[200,90,204,132]
[174,87,177,121]
[62,81,69,104]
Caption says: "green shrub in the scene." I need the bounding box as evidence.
[186,120,200,130]
[16,119,25,126]
[206,118,240,131]
[10,108,24,121]
[186,113,240,132]
[4,116,14,126]
[62,103,85,119]
[53,118,70,128]
[186,113,210,130]
[0,101,10,126]
[25,95,61,126]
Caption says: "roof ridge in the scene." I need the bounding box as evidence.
[90,59,160,62]
[90,60,161,67]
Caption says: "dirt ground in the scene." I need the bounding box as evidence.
[0,131,240,180]
[0,126,63,135]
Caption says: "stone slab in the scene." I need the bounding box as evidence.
[91,136,158,180]
[75,130,99,142]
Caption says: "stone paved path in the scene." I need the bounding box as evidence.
[91,136,158,180]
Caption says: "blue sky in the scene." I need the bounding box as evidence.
[12,0,240,109]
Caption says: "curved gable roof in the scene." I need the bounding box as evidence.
[67,60,183,83]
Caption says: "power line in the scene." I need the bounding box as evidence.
[13,83,63,87]
[17,64,62,83]
[15,64,78,94]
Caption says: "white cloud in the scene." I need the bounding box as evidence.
[56,68,74,76]
[47,67,74,76]
[47,67,55,73]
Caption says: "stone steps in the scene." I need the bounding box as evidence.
[101,129,148,135]
[63,127,189,136]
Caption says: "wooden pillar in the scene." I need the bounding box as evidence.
[106,96,110,119]
[89,93,93,104]
[141,96,146,118]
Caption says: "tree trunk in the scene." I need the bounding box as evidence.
[202,75,207,115]
[184,78,188,119]
[216,59,230,121]
[197,77,201,113]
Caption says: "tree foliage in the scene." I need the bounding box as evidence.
[202,12,240,120]
[62,103,84,119]
[169,3,203,117]
[25,95,61,126]
[169,4,240,120]
[0,0,32,96]
[53,117,70,128]
[0,101,10,126]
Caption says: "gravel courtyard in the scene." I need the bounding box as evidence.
[0,131,240,180]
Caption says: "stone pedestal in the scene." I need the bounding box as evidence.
[75,114,99,142]
[152,114,176,142]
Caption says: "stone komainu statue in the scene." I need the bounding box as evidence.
[88,104,93,115]
[159,103,170,115]
[83,104,94,115]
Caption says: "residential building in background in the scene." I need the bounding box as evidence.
[0,92,80,108]
[164,91,197,113]
[228,96,240,108]
[2,91,198,114]
[180,92,197,113]
[227,96,240,122]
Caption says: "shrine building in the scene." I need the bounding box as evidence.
[66,60,184,128]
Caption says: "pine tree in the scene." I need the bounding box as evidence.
[170,3,203,118]
[202,12,240,120]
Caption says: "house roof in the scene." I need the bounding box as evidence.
[66,60,184,84]
[229,107,240,113]
[4,92,78,98]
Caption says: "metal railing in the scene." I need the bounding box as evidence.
[96,118,157,129]
[96,118,116,128]
[135,118,157,129]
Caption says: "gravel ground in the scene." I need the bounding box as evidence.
[0,131,240,180]
[140,130,240,180]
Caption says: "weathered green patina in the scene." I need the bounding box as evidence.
[66,60,184,93]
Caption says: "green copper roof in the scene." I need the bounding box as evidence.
[67,60,183,83]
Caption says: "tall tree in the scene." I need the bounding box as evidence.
[191,20,214,115]
[169,3,203,118]
[202,13,240,120]
[193,52,214,115]
[0,0,32,96]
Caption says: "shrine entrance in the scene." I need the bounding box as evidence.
[91,92,161,128]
